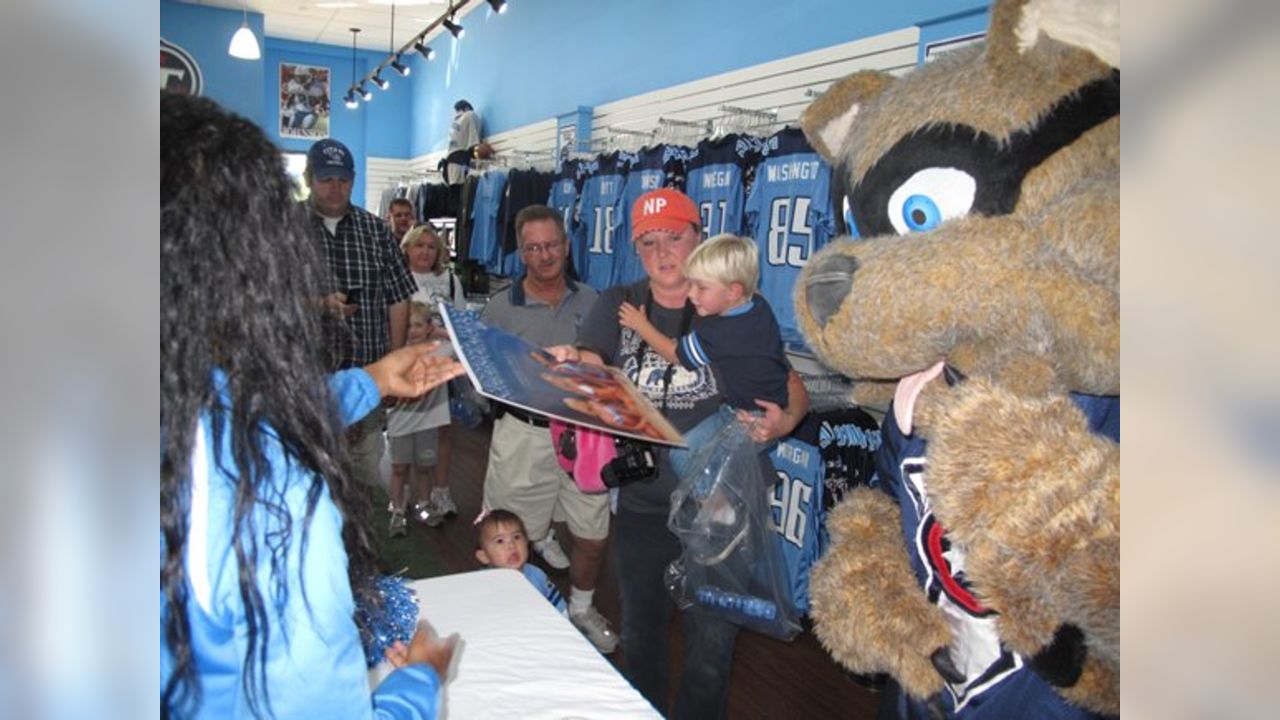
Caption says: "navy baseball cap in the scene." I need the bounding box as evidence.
[306,138,355,180]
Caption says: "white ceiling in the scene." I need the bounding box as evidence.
[180,0,485,52]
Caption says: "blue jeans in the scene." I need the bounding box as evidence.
[614,508,739,720]
[668,405,738,481]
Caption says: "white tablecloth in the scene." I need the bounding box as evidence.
[371,568,660,719]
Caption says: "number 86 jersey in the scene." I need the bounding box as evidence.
[744,127,836,351]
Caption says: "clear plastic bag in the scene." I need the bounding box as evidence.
[665,419,801,641]
[448,376,488,429]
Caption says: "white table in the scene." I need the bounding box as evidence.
[372,568,660,719]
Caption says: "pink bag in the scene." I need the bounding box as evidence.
[550,420,617,494]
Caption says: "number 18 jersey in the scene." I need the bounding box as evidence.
[744,127,835,350]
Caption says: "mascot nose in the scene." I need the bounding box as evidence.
[805,253,859,327]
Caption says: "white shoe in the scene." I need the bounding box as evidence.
[388,510,408,538]
[431,487,458,517]
[533,529,570,570]
[570,606,619,654]
[412,501,445,528]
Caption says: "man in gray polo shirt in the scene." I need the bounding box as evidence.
[478,205,617,654]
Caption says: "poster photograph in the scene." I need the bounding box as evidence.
[279,63,330,139]
[441,304,685,446]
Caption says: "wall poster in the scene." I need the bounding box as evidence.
[279,63,330,139]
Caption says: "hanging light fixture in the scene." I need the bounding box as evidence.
[228,2,261,60]
[486,0,508,14]
[413,38,435,60]
[371,71,389,90]
[386,4,411,77]
[391,54,411,77]
[345,28,361,109]
[359,82,373,102]
[442,16,464,39]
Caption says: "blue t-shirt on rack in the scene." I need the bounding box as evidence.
[468,169,509,274]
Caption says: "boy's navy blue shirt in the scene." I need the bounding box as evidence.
[675,295,790,410]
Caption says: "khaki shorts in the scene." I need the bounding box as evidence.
[388,428,438,466]
[483,414,610,541]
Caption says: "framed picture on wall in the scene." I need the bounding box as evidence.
[279,63,331,139]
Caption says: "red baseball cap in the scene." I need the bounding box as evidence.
[631,188,701,239]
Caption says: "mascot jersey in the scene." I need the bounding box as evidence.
[685,133,761,238]
[467,168,509,274]
[613,145,686,285]
[573,151,630,290]
[744,127,835,350]
[873,395,1119,720]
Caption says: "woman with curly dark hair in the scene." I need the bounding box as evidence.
[161,93,461,719]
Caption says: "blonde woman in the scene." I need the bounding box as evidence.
[400,224,465,522]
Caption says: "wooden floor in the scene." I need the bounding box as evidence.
[394,418,884,719]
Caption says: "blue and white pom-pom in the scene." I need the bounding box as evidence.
[357,575,420,667]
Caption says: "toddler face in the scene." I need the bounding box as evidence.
[687,277,737,316]
[477,521,528,570]
[407,316,431,344]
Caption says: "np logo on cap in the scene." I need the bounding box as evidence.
[631,188,701,239]
[307,138,355,180]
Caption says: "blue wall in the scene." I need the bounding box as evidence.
[404,0,989,156]
[917,7,991,62]
[160,0,264,128]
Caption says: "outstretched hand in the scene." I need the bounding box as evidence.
[384,620,460,680]
[365,343,465,400]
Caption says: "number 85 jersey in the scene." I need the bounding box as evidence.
[744,127,835,350]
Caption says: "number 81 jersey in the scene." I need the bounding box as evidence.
[744,127,835,350]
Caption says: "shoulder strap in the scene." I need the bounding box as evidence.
[629,283,694,412]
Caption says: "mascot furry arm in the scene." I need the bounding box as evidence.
[796,0,1118,715]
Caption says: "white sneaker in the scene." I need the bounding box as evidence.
[431,487,458,517]
[388,510,408,538]
[412,501,445,528]
[570,606,619,654]
[533,529,570,570]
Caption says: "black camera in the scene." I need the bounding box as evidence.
[601,439,659,488]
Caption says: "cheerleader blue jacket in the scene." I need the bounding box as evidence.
[161,369,441,719]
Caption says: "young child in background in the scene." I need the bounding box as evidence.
[617,233,791,477]
[473,508,566,614]
[386,302,455,535]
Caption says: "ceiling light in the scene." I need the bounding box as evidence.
[371,71,389,90]
[414,40,435,60]
[391,55,411,77]
[228,3,261,60]
[442,17,464,39]
[344,90,359,109]
[346,28,363,110]
[359,83,373,101]
[487,0,508,14]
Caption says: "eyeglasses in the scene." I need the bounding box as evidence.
[520,241,565,256]
[635,232,694,254]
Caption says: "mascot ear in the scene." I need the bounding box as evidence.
[997,0,1119,68]
[799,70,895,164]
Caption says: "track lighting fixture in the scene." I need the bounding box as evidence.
[414,39,435,60]
[359,83,373,101]
[487,0,508,14]
[344,91,359,109]
[371,71,389,90]
[391,55,411,77]
[442,17,464,39]
[345,28,362,111]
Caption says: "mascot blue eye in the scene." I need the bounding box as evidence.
[886,167,977,236]
[901,195,942,232]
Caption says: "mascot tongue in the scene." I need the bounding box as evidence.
[893,360,947,435]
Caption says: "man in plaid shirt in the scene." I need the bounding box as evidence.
[305,138,418,488]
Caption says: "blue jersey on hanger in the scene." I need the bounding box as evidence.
[574,152,630,290]
[768,416,823,615]
[549,159,586,279]
[686,133,761,238]
[744,127,835,351]
[613,145,686,286]
[468,168,509,274]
